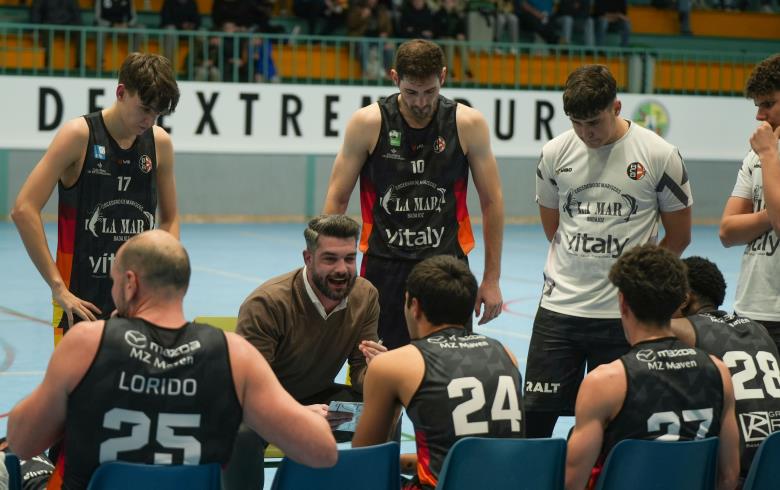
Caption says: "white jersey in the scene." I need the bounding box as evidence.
[731,146,780,321]
[535,122,692,318]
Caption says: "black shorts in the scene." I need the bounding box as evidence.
[524,307,630,415]
[756,320,780,355]
[361,254,470,350]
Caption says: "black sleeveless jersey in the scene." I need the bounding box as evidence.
[406,327,523,489]
[690,310,780,475]
[360,94,473,261]
[602,337,723,458]
[56,112,157,331]
[61,318,242,490]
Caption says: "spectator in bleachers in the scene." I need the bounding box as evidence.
[433,0,473,80]
[219,21,247,82]
[293,0,326,34]
[321,0,349,35]
[95,0,137,27]
[160,0,201,66]
[193,35,222,81]
[160,0,201,30]
[495,0,520,47]
[557,0,594,46]
[399,0,436,38]
[29,0,82,68]
[347,0,394,79]
[516,0,559,45]
[245,35,279,82]
[211,0,255,30]
[30,0,81,26]
[465,0,496,51]
[594,0,630,46]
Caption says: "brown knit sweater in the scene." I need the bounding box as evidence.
[236,268,379,400]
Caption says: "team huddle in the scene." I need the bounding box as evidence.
[4,40,780,490]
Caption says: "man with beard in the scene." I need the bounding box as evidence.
[223,214,384,490]
[323,39,504,351]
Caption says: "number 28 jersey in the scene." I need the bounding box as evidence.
[406,327,523,490]
[690,310,780,475]
[57,318,242,490]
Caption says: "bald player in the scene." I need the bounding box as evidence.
[7,230,337,490]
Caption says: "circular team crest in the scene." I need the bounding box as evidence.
[627,161,646,181]
[632,100,670,138]
[139,155,152,174]
[433,136,446,154]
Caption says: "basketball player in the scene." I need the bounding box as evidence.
[565,245,739,490]
[671,256,780,479]
[527,64,693,437]
[11,52,180,345]
[353,256,523,489]
[721,53,780,353]
[323,39,504,350]
[6,230,337,489]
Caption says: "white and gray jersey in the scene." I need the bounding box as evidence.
[535,122,692,318]
[731,145,780,322]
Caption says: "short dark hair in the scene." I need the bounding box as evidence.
[304,214,361,252]
[745,54,780,99]
[609,244,688,326]
[563,65,617,120]
[406,255,477,326]
[394,39,445,82]
[119,234,191,294]
[118,52,180,115]
[683,256,726,308]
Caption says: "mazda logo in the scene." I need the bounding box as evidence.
[636,349,656,363]
[124,330,147,349]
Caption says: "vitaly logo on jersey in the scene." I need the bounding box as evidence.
[93,145,106,160]
[565,232,629,258]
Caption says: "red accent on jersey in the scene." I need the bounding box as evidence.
[453,176,474,254]
[415,429,437,488]
[56,203,78,288]
[359,175,377,253]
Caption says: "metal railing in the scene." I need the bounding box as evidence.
[0,22,773,95]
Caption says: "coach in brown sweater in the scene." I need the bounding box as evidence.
[223,215,385,490]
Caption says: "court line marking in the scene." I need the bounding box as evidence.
[0,305,50,326]
[0,371,44,376]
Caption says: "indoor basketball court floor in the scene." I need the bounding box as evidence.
[0,222,743,487]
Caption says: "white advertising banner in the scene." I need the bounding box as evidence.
[0,75,757,161]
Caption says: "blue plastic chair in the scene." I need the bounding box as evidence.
[86,461,221,490]
[4,453,21,490]
[595,438,719,490]
[434,437,566,490]
[743,431,780,490]
[271,441,400,490]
